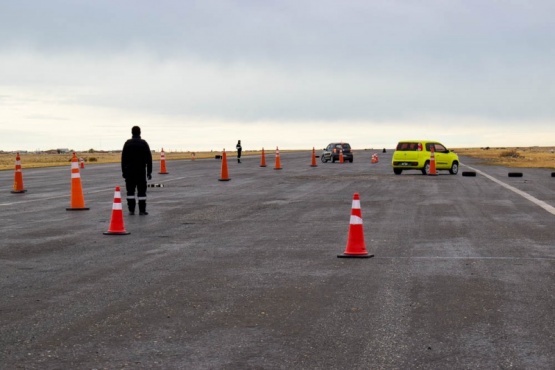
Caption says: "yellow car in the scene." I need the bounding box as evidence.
[392,140,459,175]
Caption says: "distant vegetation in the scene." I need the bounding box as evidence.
[455,147,555,169]
[499,149,523,159]
[0,150,265,171]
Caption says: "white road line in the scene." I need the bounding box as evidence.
[462,164,555,216]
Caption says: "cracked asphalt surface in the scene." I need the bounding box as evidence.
[1,150,554,369]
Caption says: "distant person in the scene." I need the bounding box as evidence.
[121,126,152,215]
[236,140,242,163]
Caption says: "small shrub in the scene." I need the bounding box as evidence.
[89,157,98,162]
[499,149,522,159]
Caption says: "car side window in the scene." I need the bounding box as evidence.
[435,144,447,153]
[425,143,433,151]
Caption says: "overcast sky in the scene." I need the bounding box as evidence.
[1,0,554,152]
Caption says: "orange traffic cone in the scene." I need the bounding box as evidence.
[66,152,89,211]
[219,149,230,181]
[11,153,27,194]
[339,149,344,163]
[274,147,282,170]
[104,186,130,235]
[159,148,169,174]
[371,153,379,164]
[260,148,267,167]
[79,157,85,169]
[310,147,318,167]
[429,146,437,176]
[338,193,373,258]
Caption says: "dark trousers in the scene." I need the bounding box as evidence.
[125,176,147,212]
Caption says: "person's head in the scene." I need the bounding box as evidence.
[132,126,141,136]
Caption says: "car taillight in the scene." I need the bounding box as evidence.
[418,143,422,151]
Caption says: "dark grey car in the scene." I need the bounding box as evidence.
[321,143,354,163]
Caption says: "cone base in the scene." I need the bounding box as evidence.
[274,168,282,170]
[260,165,267,167]
[11,190,27,193]
[310,165,317,167]
[218,178,231,181]
[66,207,90,211]
[104,231,130,235]
[337,253,374,258]
[159,172,169,174]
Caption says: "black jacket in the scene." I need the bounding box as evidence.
[121,135,153,179]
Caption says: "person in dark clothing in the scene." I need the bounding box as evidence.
[236,140,242,163]
[121,126,153,215]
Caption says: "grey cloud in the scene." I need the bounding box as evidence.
[1,0,554,123]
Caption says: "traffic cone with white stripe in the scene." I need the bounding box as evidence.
[274,147,282,170]
[66,153,89,211]
[338,193,373,258]
[310,147,318,167]
[371,153,379,163]
[429,146,437,176]
[11,153,27,194]
[159,148,169,174]
[339,149,344,163]
[260,148,267,167]
[104,186,130,235]
[218,149,230,181]
[79,157,85,169]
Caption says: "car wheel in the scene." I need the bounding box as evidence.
[422,161,430,175]
[449,162,459,175]
[393,168,402,175]
[321,155,328,163]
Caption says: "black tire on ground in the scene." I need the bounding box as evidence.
[393,168,402,175]
[462,171,477,177]
[508,172,523,177]
[321,155,327,163]
[551,172,555,177]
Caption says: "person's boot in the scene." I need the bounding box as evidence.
[127,198,136,215]
[139,200,148,215]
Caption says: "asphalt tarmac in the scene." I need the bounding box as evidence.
[1,150,554,369]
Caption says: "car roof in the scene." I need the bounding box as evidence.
[397,140,439,143]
